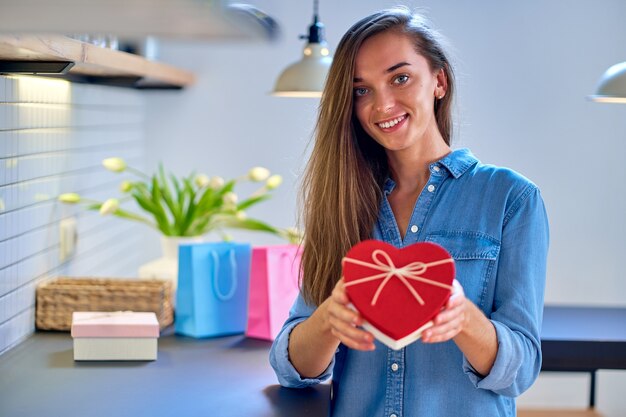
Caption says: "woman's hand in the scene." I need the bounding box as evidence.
[422,279,468,343]
[324,278,376,351]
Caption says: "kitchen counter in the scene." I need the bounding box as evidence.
[0,329,330,417]
[2,306,624,416]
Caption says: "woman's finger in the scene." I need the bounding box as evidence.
[331,277,350,304]
[433,300,464,325]
[423,284,467,343]
[423,326,462,343]
[326,277,375,350]
[327,308,375,349]
[328,313,375,350]
[427,312,464,337]
[327,298,362,325]
[331,327,375,351]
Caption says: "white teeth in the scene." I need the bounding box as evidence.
[378,115,406,129]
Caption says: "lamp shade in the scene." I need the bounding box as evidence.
[272,43,332,98]
[589,61,626,104]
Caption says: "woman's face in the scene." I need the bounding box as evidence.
[352,30,445,153]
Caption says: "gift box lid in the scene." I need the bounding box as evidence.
[71,311,160,338]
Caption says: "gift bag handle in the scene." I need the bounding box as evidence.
[210,249,238,301]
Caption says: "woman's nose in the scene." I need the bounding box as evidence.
[374,90,395,113]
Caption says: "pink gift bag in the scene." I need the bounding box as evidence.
[245,244,302,341]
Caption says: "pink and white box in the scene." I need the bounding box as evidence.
[71,312,160,361]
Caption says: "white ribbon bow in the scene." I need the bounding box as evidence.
[343,249,454,306]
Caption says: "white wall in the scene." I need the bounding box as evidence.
[144,1,626,415]
[0,75,150,355]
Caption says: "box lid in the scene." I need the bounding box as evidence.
[71,312,160,338]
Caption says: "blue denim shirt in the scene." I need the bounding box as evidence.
[270,148,549,417]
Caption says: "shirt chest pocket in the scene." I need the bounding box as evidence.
[424,231,500,309]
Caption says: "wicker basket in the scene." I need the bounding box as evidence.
[36,277,174,331]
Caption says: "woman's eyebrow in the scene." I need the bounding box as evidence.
[386,62,410,73]
[353,62,411,83]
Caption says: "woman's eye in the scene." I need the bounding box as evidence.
[393,74,409,85]
[354,87,368,97]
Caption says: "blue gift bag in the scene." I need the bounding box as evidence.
[175,241,252,338]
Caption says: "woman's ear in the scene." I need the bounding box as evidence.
[434,68,448,99]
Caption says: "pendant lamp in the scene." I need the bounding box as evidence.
[589,61,626,104]
[272,0,332,98]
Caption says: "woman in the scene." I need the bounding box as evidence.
[270,7,549,417]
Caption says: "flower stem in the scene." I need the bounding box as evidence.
[249,186,268,199]
[127,166,151,181]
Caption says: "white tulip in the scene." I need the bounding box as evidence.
[222,192,238,210]
[194,174,210,188]
[119,180,132,193]
[223,192,238,205]
[266,174,283,190]
[209,176,225,189]
[102,157,127,173]
[99,198,120,215]
[248,167,270,182]
[58,193,81,203]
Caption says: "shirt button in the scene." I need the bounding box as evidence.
[391,363,399,372]
[390,414,398,417]
[433,166,440,172]
[427,184,435,192]
[410,225,418,233]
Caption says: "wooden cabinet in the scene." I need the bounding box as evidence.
[0,35,195,89]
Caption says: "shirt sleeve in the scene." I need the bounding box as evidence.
[269,293,335,388]
[463,184,549,396]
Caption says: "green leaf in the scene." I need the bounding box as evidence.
[178,177,197,235]
[170,173,185,208]
[221,217,280,234]
[150,175,173,235]
[237,194,271,211]
[182,186,215,233]
[84,202,155,229]
[131,189,158,215]
[199,179,237,214]
[220,180,236,195]
[158,164,182,230]
[111,208,155,227]
[195,186,219,215]
[134,182,155,207]
[184,179,241,236]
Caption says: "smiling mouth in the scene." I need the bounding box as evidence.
[376,114,407,129]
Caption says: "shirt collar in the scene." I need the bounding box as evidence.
[383,148,479,193]
[437,148,478,179]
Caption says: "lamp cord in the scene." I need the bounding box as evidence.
[314,0,319,18]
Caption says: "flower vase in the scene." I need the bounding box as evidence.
[138,236,205,291]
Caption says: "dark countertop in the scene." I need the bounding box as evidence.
[0,328,330,417]
[1,305,625,417]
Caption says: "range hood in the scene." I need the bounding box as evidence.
[0,0,279,41]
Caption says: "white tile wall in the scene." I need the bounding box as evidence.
[0,75,149,355]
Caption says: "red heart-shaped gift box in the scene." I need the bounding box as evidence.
[342,240,455,350]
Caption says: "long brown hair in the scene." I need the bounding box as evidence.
[300,7,456,306]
